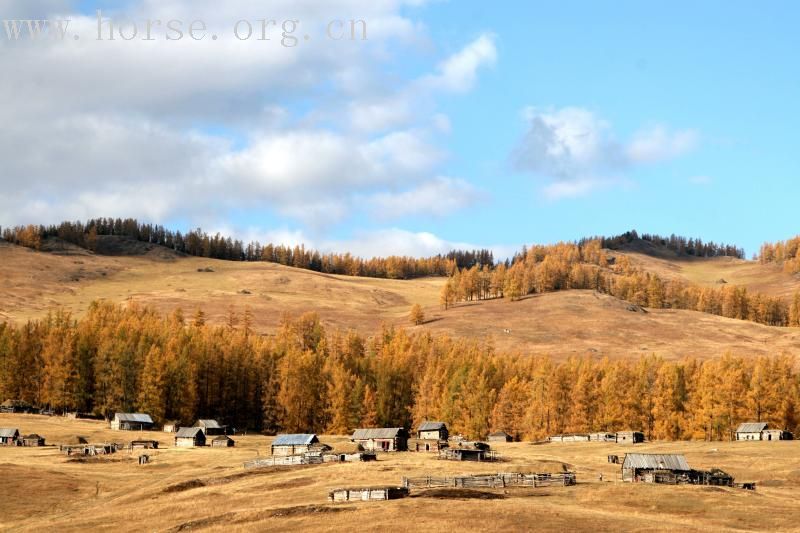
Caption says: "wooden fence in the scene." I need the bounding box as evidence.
[401,472,576,490]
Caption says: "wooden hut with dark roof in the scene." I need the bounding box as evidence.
[271,434,319,456]
[21,434,45,447]
[0,428,20,445]
[194,419,227,436]
[352,428,409,452]
[175,427,206,447]
[111,413,154,431]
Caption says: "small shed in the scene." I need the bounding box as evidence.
[175,427,206,447]
[131,440,159,450]
[488,431,513,443]
[616,431,645,444]
[0,428,20,445]
[417,421,448,441]
[329,487,409,502]
[21,434,45,447]
[352,428,409,452]
[271,434,319,456]
[211,435,235,448]
[162,421,180,433]
[194,419,226,436]
[735,422,792,441]
[735,422,768,441]
[0,400,35,413]
[622,453,691,483]
[111,413,155,431]
[762,428,793,441]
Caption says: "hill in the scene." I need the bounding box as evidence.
[1,413,799,532]
[2,240,799,361]
[621,251,800,300]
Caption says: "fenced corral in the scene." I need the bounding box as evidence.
[244,451,376,469]
[243,455,307,469]
[402,472,576,490]
[328,486,409,502]
[438,448,499,462]
[59,443,121,456]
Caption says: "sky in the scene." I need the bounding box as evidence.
[1,1,798,258]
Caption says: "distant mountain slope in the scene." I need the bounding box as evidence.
[2,241,798,361]
[620,250,800,299]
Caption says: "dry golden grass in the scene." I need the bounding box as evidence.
[1,414,799,532]
[623,251,800,299]
[2,241,800,361]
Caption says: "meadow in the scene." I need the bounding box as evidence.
[1,414,799,532]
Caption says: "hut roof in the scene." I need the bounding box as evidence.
[212,435,234,442]
[175,427,204,438]
[489,431,511,437]
[736,422,768,433]
[0,428,20,438]
[418,421,446,432]
[23,434,43,440]
[114,413,154,424]
[352,428,407,440]
[195,419,223,429]
[622,453,691,471]
[272,434,318,446]
[163,420,180,426]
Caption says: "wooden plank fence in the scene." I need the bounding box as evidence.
[401,472,576,490]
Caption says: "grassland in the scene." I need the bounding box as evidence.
[2,241,800,361]
[1,413,799,532]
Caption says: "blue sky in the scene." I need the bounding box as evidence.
[1,1,798,258]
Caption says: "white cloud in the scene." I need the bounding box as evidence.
[627,126,699,163]
[512,106,699,200]
[0,1,492,232]
[368,176,479,219]
[425,33,497,92]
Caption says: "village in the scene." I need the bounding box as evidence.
[1,404,799,530]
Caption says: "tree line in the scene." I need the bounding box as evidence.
[1,302,798,441]
[442,240,800,327]
[759,235,800,274]
[589,230,745,259]
[0,219,493,280]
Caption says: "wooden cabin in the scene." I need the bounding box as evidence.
[589,432,616,442]
[162,421,180,433]
[622,453,691,483]
[0,428,20,445]
[175,427,206,447]
[271,434,319,456]
[735,422,793,441]
[0,400,35,414]
[439,442,494,462]
[194,419,226,436]
[417,421,448,441]
[21,434,45,447]
[329,487,408,502]
[211,435,235,448]
[351,428,409,452]
[111,413,155,431]
[615,431,645,444]
[131,440,159,450]
[488,431,513,443]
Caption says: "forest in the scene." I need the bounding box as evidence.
[0,219,492,280]
[441,239,800,327]
[759,235,800,274]
[0,302,798,442]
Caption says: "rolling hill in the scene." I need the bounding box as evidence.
[1,238,799,361]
